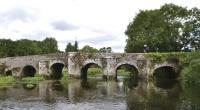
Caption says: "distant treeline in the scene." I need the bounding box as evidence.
[0,37,58,57]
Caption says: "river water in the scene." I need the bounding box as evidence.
[0,77,200,110]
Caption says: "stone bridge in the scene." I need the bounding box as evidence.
[0,52,181,79]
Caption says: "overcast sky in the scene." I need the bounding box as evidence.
[0,0,199,52]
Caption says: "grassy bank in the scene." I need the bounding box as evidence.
[21,74,44,83]
[87,68,102,77]
[0,76,15,87]
[87,68,135,77]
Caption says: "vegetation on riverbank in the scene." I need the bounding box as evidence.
[61,68,69,80]
[145,52,200,87]
[87,68,102,77]
[180,58,200,88]
[0,76,15,87]
[21,74,44,83]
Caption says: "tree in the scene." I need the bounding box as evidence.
[65,43,75,52]
[74,41,78,51]
[15,39,42,56]
[0,37,59,57]
[41,37,58,53]
[125,3,200,53]
[80,45,99,53]
[99,47,112,53]
[65,41,79,53]
[0,39,16,57]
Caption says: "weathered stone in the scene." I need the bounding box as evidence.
[68,52,181,80]
[0,52,181,80]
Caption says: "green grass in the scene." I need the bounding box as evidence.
[21,74,44,83]
[117,69,130,76]
[87,68,102,76]
[117,69,137,78]
[0,76,15,87]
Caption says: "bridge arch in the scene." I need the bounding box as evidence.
[81,62,102,79]
[5,70,12,76]
[152,65,179,79]
[115,62,139,78]
[50,62,65,79]
[22,65,36,77]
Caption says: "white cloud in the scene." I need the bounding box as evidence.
[0,0,199,52]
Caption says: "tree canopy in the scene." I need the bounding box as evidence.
[65,41,79,53]
[99,47,112,53]
[125,4,200,53]
[80,45,99,53]
[0,37,59,57]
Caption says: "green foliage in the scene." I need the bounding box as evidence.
[40,37,58,54]
[0,39,16,57]
[117,69,137,77]
[87,68,102,76]
[181,59,200,87]
[144,52,185,63]
[80,45,99,53]
[0,37,59,57]
[22,75,44,83]
[125,3,200,52]
[65,41,79,53]
[0,76,15,87]
[74,41,78,51]
[180,52,200,87]
[61,69,68,80]
[15,39,42,56]
[117,69,128,76]
[99,47,112,53]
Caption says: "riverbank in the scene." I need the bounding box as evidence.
[0,68,130,87]
[145,52,200,87]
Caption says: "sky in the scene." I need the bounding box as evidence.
[0,0,199,52]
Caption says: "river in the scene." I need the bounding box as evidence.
[0,77,200,110]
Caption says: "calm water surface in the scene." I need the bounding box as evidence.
[0,77,200,110]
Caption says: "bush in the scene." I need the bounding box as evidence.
[181,59,200,87]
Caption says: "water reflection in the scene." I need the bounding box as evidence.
[23,83,37,90]
[0,77,199,110]
[153,78,179,89]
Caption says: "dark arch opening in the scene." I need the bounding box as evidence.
[81,63,102,79]
[153,66,178,79]
[116,64,138,79]
[5,70,12,76]
[22,65,36,77]
[50,63,64,80]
